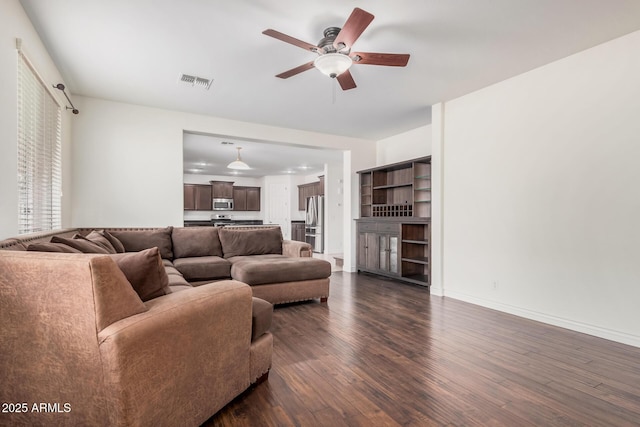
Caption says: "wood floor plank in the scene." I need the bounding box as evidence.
[204,272,640,426]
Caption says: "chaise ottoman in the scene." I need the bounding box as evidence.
[230,256,331,305]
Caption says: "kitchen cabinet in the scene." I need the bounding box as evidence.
[210,181,234,199]
[233,186,261,211]
[291,222,305,242]
[297,176,324,211]
[184,184,212,211]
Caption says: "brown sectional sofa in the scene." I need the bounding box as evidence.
[0,225,332,304]
[0,225,331,426]
[0,250,269,426]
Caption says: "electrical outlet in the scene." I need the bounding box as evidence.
[492,281,498,290]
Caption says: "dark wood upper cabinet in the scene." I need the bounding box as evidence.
[233,186,261,211]
[297,176,325,211]
[246,187,261,211]
[210,181,234,199]
[184,184,196,210]
[184,184,212,211]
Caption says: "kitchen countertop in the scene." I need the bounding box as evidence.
[184,219,264,227]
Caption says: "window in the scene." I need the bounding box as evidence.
[17,51,62,234]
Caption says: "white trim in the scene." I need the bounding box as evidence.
[443,290,640,348]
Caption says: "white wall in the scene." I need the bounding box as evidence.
[376,124,431,165]
[0,0,72,239]
[324,161,344,255]
[71,96,376,269]
[441,30,640,346]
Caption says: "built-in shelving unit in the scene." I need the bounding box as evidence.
[359,156,431,218]
[356,156,431,289]
[401,223,430,286]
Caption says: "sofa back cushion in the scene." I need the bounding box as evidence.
[171,227,223,258]
[109,247,171,302]
[109,227,173,260]
[219,227,283,258]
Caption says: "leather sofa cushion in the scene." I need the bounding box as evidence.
[251,297,273,341]
[51,235,112,254]
[231,257,331,286]
[173,256,231,281]
[171,227,223,258]
[219,227,283,258]
[110,227,173,260]
[27,242,82,253]
[99,230,125,253]
[110,247,171,302]
[79,230,118,253]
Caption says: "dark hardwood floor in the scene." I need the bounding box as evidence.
[206,272,640,426]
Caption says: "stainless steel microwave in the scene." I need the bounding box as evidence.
[212,198,233,211]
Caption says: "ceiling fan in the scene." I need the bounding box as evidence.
[262,7,410,90]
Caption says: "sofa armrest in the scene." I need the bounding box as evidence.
[97,280,252,426]
[282,239,312,258]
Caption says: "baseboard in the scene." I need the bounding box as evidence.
[443,290,640,349]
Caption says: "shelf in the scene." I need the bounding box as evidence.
[402,274,429,285]
[373,183,413,190]
[415,187,431,191]
[415,175,431,179]
[402,257,429,265]
[402,239,428,245]
[415,200,432,204]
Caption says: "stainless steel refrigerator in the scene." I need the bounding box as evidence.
[305,195,324,253]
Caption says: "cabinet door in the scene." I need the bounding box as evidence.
[194,185,212,210]
[379,234,399,274]
[298,186,305,211]
[358,232,379,270]
[246,187,260,211]
[184,185,196,210]
[211,181,234,198]
[233,187,247,211]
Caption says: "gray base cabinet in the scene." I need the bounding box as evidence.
[356,218,430,288]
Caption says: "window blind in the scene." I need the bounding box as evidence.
[17,51,62,234]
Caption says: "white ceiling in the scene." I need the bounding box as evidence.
[19,0,640,177]
[183,132,342,178]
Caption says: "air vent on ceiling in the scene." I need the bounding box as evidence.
[178,73,213,90]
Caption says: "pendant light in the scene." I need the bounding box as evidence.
[227,147,250,170]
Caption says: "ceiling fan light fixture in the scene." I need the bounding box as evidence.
[227,147,251,170]
[313,53,353,78]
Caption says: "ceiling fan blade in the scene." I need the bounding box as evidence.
[263,29,321,53]
[352,52,410,67]
[333,8,374,51]
[337,70,357,91]
[275,61,316,79]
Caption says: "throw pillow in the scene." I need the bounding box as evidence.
[27,242,82,253]
[171,227,223,258]
[100,230,125,253]
[109,227,174,260]
[218,227,283,258]
[51,235,111,254]
[109,247,171,302]
[77,230,117,254]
